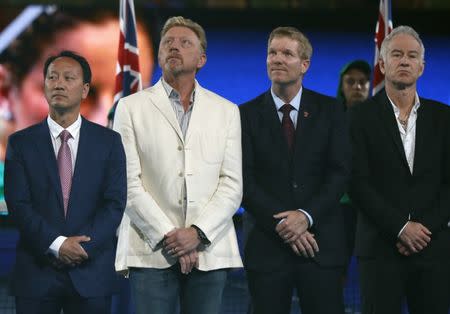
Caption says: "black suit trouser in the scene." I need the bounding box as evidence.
[247,259,344,314]
[359,255,450,314]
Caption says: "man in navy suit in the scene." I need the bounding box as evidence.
[240,27,350,314]
[4,50,126,314]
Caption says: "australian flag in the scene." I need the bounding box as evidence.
[372,0,393,96]
[108,0,142,126]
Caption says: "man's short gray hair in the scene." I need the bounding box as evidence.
[380,25,425,61]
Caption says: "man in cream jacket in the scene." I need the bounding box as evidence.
[113,16,242,314]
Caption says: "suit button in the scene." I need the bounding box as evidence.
[178,146,182,151]
[292,181,298,189]
[178,200,182,205]
[179,172,184,177]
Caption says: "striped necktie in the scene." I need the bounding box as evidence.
[57,130,72,216]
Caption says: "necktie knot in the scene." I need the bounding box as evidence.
[280,104,294,115]
[59,130,72,143]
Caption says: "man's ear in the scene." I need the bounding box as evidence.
[197,53,207,70]
[81,83,90,100]
[300,58,310,75]
[379,57,386,75]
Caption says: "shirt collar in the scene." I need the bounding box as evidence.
[47,114,82,140]
[270,86,303,112]
[161,78,196,104]
[388,92,421,117]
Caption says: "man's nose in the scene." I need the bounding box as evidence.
[399,55,411,65]
[53,77,65,89]
[54,82,65,89]
[168,39,181,50]
[270,53,282,64]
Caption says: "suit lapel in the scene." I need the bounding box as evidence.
[293,88,319,159]
[66,118,90,220]
[34,120,65,215]
[412,100,432,175]
[376,91,410,171]
[260,91,288,156]
[254,91,292,177]
[185,81,205,145]
[150,80,184,143]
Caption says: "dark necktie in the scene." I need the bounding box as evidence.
[57,130,72,217]
[279,104,295,153]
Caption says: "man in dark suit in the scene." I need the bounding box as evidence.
[4,50,126,314]
[349,26,450,314]
[240,26,350,314]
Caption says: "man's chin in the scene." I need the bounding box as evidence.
[164,64,183,75]
[50,102,65,108]
[270,77,293,85]
[392,80,415,90]
[50,103,79,114]
[349,95,365,103]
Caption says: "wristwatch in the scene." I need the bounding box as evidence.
[191,225,211,247]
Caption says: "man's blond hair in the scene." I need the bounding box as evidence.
[268,26,313,60]
[161,16,207,53]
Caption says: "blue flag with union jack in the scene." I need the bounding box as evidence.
[108,0,142,125]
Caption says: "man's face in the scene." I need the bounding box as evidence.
[44,56,89,113]
[158,26,206,76]
[8,18,153,129]
[380,33,424,90]
[341,68,370,107]
[267,36,309,86]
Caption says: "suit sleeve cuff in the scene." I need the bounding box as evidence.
[298,209,313,227]
[47,236,67,258]
[191,225,211,246]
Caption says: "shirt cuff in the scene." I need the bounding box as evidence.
[48,236,67,258]
[398,214,411,238]
[276,210,313,228]
[298,209,313,227]
[397,221,410,238]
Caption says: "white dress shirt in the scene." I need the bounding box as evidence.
[387,94,421,237]
[270,87,313,227]
[389,94,420,174]
[47,115,82,257]
[161,79,195,220]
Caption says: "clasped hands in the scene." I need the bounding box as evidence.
[163,227,201,274]
[274,210,319,258]
[58,235,90,267]
[396,221,431,256]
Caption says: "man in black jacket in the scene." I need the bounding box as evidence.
[240,26,350,314]
[349,25,450,314]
